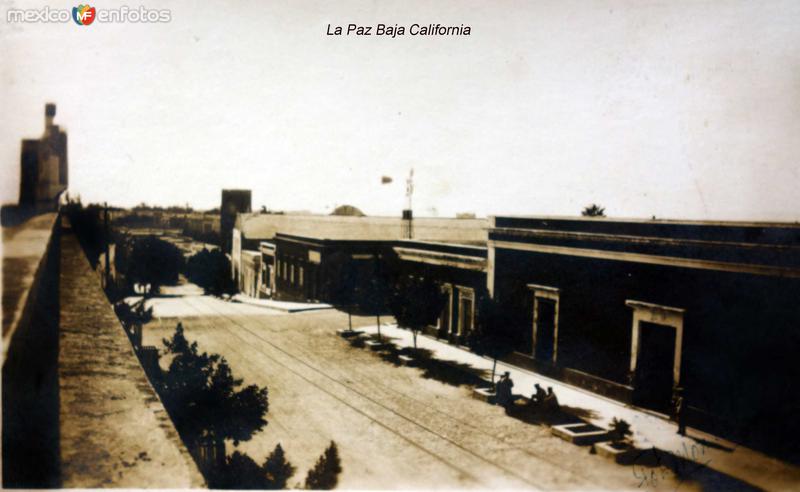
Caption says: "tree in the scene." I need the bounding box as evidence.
[63,199,106,268]
[263,443,296,489]
[211,443,295,489]
[113,236,135,294]
[114,300,153,328]
[330,205,365,217]
[470,295,516,384]
[304,441,342,490]
[323,251,358,331]
[124,236,184,296]
[220,451,266,489]
[581,204,606,217]
[186,248,237,298]
[389,275,446,350]
[359,256,390,341]
[159,323,269,460]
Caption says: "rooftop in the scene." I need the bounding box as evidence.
[236,213,488,244]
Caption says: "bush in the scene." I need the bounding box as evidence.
[609,417,632,444]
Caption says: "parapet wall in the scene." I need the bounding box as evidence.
[2,214,204,488]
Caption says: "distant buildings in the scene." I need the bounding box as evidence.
[230,212,487,309]
[19,103,68,210]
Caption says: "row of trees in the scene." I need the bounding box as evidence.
[156,323,342,489]
[113,236,235,298]
[321,251,518,381]
[217,441,341,490]
[63,199,107,268]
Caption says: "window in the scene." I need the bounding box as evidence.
[299,266,304,287]
[290,264,295,284]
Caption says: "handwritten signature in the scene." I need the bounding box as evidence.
[631,442,712,490]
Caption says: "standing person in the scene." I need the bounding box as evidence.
[495,371,513,409]
[673,387,687,436]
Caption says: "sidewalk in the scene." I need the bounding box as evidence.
[231,294,332,313]
[357,322,800,491]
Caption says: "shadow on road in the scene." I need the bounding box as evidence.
[624,445,758,491]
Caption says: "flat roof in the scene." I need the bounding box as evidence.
[492,214,800,229]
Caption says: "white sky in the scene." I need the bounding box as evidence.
[1,0,799,220]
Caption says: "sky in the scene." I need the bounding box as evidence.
[1,0,799,220]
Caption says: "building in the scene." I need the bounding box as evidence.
[239,250,261,297]
[227,207,800,453]
[392,240,487,343]
[19,103,68,210]
[220,190,251,254]
[231,212,487,302]
[488,215,800,449]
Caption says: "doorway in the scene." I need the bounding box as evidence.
[528,284,560,365]
[634,322,676,411]
[459,294,474,338]
[626,300,685,413]
[439,287,452,337]
[535,299,556,362]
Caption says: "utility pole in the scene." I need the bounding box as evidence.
[402,168,414,239]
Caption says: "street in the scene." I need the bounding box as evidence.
[140,284,717,490]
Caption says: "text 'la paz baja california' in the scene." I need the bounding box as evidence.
[326,23,471,37]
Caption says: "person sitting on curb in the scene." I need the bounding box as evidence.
[531,383,546,406]
[541,386,560,416]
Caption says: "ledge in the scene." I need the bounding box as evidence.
[57,223,205,487]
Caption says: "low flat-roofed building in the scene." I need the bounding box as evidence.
[392,241,487,343]
[488,214,800,452]
[232,213,487,297]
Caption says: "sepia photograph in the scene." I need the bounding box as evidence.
[2,1,799,490]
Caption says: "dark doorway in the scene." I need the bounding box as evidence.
[634,322,676,412]
[459,296,473,337]
[449,291,459,339]
[439,293,451,337]
[534,299,556,362]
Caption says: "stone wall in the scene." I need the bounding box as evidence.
[2,214,204,488]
